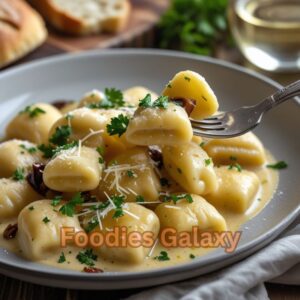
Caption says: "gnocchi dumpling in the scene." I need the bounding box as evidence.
[78,90,105,108]
[162,142,218,195]
[125,103,193,146]
[95,203,160,264]
[43,146,103,192]
[162,70,219,120]
[206,167,260,213]
[6,103,62,144]
[123,86,158,107]
[18,200,82,260]
[0,140,43,178]
[203,132,266,166]
[98,147,160,202]
[0,179,41,220]
[155,194,227,232]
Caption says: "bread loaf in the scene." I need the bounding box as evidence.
[0,0,47,68]
[29,0,131,36]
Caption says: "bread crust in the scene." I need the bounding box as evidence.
[29,0,131,36]
[0,0,47,68]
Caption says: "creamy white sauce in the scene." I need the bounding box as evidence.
[0,152,278,272]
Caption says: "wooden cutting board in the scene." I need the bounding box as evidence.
[46,0,170,52]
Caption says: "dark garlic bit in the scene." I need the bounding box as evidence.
[148,147,163,169]
[3,223,18,240]
[170,97,196,116]
[27,163,48,196]
[51,100,74,110]
[83,267,104,273]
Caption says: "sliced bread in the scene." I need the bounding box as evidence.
[29,0,131,35]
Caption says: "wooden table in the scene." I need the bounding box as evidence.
[0,0,299,298]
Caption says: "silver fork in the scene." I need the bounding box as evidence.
[191,80,300,139]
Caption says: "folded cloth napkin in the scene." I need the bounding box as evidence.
[126,216,300,300]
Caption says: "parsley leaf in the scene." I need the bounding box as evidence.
[51,195,63,207]
[189,254,196,259]
[49,125,72,146]
[126,170,135,178]
[154,251,170,261]
[267,161,288,170]
[20,106,46,118]
[58,252,66,263]
[20,144,37,154]
[163,194,193,204]
[88,88,124,109]
[38,141,78,159]
[136,195,145,203]
[111,195,125,219]
[43,217,50,224]
[59,193,84,217]
[85,217,99,233]
[106,114,130,137]
[76,249,97,266]
[228,163,242,172]
[204,158,211,166]
[12,168,25,181]
[139,94,152,108]
[139,94,169,109]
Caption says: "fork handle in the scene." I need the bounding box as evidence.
[260,80,300,111]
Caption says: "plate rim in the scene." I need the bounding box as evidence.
[0,48,299,284]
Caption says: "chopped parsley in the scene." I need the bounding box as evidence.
[98,157,104,164]
[85,217,99,233]
[204,158,211,166]
[163,194,193,204]
[199,142,205,148]
[49,125,72,146]
[189,254,196,259]
[20,106,46,118]
[184,76,191,82]
[266,161,288,170]
[42,217,50,224]
[19,144,37,154]
[106,114,130,137]
[88,88,124,109]
[58,252,66,263]
[59,193,84,217]
[154,251,170,261]
[136,195,145,203]
[167,83,172,88]
[139,94,169,109]
[96,146,105,156]
[111,195,125,219]
[12,168,25,181]
[228,163,242,172]
[28,206,34,211]
[51,195,63,207]
[76,249,97,267]
[38,141,78,159]
[126,170,136,178]
[230,156,237,161]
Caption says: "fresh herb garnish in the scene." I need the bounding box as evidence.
[19,144,37,154]
[184,76,191,82]
[199,142,205,148]
[42,217,50,224]
[59,193,84,217]
[204,158,211,166]
[126,170,135,178]
[139,94,169,109]
[230,156,237,161]
[111,195,125,219]
[98,157,104,164]
[159,0,230,56]
[96,146,105,156]
[163,194,193,204]
[88,88,124,109]
[85,217,99,233]
[12,168,25,181]
[58,252,66,263]
[28,206,34,211]
[20,106,46,118]
[49,125,72,146]
[136,195,145,203]
[228,163,242,172]
[106,114,130,137]
[76,249,97,266]
[266,161,288,170]
[189,254,196,259]
[154,251,170,261]
[38,141,78,159]
[51,195,63,207]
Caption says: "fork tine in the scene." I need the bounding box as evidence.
[191,119,222,125]
[203,113,225,120]
[192,123,226,130]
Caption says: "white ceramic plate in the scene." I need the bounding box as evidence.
[0,49,299,290]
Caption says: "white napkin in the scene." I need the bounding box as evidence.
[127,216,300,300]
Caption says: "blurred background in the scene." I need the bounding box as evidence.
[1,0,299,85]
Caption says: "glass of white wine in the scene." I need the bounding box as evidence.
[228,0,300,72]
